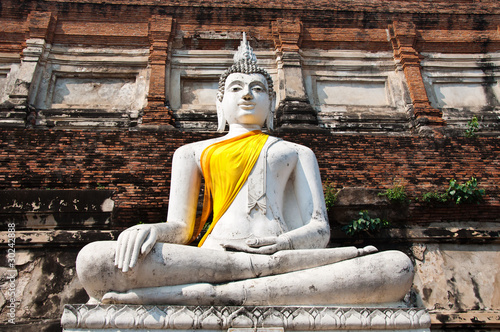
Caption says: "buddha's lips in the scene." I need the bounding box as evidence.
[239,102,256,110]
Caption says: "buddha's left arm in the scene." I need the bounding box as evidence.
[223,145,330,254]
[280,146,330,249]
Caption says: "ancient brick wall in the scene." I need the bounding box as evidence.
[1,128,498,225]
[0,0,499,330]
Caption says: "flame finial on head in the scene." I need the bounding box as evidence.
[217,33,274,103]
[233,32,258,65]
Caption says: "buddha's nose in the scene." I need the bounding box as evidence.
[242,87,253,100]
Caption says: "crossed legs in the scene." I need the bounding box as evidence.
[76,241,411,305]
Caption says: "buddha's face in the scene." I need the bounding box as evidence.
[217,73,273,128]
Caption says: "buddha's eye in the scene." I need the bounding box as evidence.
[252,86,264,92]
[229,85,242,92]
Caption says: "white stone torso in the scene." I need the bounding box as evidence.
[189,137,306,250]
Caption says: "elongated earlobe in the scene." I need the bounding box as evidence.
[266,93,276,132]
[266,114,274,131]
[216,99,227,132]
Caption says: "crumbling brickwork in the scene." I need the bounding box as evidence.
[0,0,499,330]
[0,128,498,225]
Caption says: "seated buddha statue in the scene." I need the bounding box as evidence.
[76,34,414,306]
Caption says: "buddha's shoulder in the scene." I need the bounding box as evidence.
[174,135,315,159]
[173,137,224,159]
[269,137,315,155]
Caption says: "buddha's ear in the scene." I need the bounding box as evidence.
[266,92,276,132]
[216,98,227,132]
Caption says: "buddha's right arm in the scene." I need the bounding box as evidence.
[114,144,202,272]
[163,144,203,243]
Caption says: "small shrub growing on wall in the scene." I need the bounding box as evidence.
[446,177,485,204]
[465,116,479,138]
[419,177,485,205]
[323,183,338,211]
[420,191,449,204]
[379,180,408,204]
[342,210,390,236]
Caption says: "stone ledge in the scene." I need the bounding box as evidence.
[0,189,115,228]
[332,222,500,245]
[430,310,500,329]
[2,222,499,248]
[61,304,430,331]
[0,230,119,247]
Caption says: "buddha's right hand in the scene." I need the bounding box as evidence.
[114,224,158,273]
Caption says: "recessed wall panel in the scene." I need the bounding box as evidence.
[316,81,388,106]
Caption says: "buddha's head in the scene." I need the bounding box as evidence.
[216,33,276,132]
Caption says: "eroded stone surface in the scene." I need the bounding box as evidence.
[0,249,88,330]
[0,189,115,229]
[412,243,500,311]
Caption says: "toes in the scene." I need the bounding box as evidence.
[101,292,118,304]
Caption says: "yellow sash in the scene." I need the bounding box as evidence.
[192,130,269,246]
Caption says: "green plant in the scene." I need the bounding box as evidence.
[379,181,408,204]
[420,191,449,204]
[446,177,485,204]
[342,210,390,236]
[465,116,479,138]
[323,183,338,211]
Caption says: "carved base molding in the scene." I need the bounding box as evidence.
[61,304,431,331]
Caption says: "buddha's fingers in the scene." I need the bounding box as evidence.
[121,230,138,273]
[115,231,131,270]
[140,226,158,256]
[127,229,150,270]
[246,236,277,248]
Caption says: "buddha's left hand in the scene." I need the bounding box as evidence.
[221,235,291,254]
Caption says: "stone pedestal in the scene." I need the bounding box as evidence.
[61,304,430,332]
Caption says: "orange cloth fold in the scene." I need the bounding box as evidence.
[190,130,268,246]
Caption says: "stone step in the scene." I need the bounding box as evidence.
[38,108,129,119]
[0,110,27,119]
[174,109,217,130]
[0,119,26,128]
[35,108,132,128]
[0,189,115,229]
[174,108,217,121]
[36,117,131,128]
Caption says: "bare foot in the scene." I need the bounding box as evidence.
[86,297,101,305]
[102,291,141,304]
[358,245,378,256]
[101,284,215,305]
